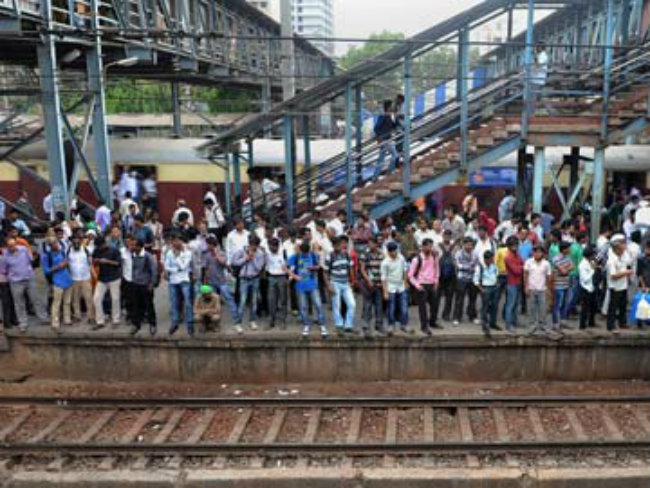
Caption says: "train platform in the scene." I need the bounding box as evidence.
[0,311,648,385]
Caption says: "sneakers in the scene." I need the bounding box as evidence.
[320,326,329,338]
[473,319,481,325]
[235,325,244,335]
[250,321,259,331]
[301,326,310,338]
[129,326,140,336]
[91,323,104,331]
[453,320,460,326]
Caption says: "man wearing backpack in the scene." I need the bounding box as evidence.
[408,238,440,336]
[289,241,328,338]
[130,238,159,336]
[437,230,457,322]
[372,100,399,181]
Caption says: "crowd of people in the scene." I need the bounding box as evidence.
[1,181,650,340]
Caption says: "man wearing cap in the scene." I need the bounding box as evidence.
[474,250,499,337]
[381,241,410,335]
[606,234,633,332]
[194,285,221,332]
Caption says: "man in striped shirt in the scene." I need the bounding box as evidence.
[453,237,479,325]
[325,236,356,334]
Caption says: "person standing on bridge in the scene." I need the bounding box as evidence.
[372,100,399,181]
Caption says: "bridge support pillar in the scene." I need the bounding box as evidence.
[38,0,69,218]
[302,115,312,208]
[522,0,535,140]
[403,49,412,198]
[458,28,469,169]
[355,85,363,184]
[516,147,527,214]
[283,116,295,221]
[533,146,545,214]
[224,154,232,218]
[591,148,605,242]
[345,82,353,223]
[172,82,182,138]
[233,150,242,208]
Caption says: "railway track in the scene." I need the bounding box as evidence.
[0,395,648,458]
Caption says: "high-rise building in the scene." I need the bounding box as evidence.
[246,0,334,55]
[292,0,334,55]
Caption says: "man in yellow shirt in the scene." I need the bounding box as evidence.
[495,243,509,322]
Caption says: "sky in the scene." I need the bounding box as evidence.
[333,0,483,54]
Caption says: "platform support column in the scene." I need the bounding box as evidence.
[506,2,514,72]
[522,0,535,140]
[620,0,632,45]
[172,82,181,137]
[458,28,469,169]
[601,0,614,140]
[569,147,580,196]
[533,146,545,214]
[591,148,605,242]
[38,0,69,218]
[634,0,644,42]
[233,150,242,207]
[247,139,254,170]
[345,82,353,223]
[302,115,312,208]
[574,9,583,66]
[403,48,412,198]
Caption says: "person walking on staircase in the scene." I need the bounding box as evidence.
[372,100,399,180]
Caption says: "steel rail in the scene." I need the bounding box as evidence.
[0,395,648,408]
[1,440,649,457]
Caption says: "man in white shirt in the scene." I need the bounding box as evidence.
[164,235,194,336]
[529,42,549,114]
[606,235,633,332]
[225,219,250,266]
[43,193,54,221]
[578,247,597,329]
[120,236,135,324]
[266,238,289,329]
[474,226,496,267]
[119,192,139,218]
[68,232,94,324]
[414,218,434,248]
[171,200,194,227]
[327,210,347,239]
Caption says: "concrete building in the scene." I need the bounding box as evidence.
[246,0,334,55]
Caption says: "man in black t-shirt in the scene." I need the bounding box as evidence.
[92,236,122,330]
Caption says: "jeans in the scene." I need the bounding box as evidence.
[481,286,498,329]
[297,289,326,327]
[362,286,382,330]
[528,290,548,330]
[505,284,520,330]
[552,288,570,327]
[267,275,288,324]
[169,281,193,332]
[237,277,260,324]
[213,283,240,324]
[10,278,47,328]
[606,289,627,331]
[388,290,409,326]
[496,275,508,321]
[567,274,580,315]
[373,140,399,179]
[332,281,356,329]
[416,284,438,330]
[454,279,477,322]
[93,279,121,325]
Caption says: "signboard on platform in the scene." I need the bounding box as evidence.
[468,167,518,188]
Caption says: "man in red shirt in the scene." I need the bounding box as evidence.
[504,236,524,332]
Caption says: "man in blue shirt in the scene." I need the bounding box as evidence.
[289,241,328,338]
[41,238,73,331]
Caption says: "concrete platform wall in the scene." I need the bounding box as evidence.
[1,336,649,384]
